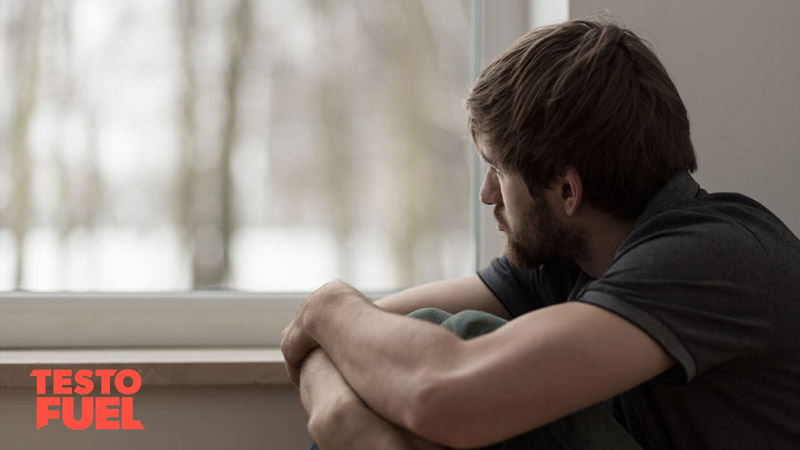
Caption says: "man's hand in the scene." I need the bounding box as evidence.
[301,349,443,450]
[281,280,361,386]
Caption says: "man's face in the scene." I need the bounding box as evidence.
[478,142,586,268]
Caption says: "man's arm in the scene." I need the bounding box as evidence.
[283,282,675,449]
[294,275,501,449]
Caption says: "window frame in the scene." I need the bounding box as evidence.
[0,0,540,350]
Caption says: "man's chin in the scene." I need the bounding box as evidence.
[506,242,556,269]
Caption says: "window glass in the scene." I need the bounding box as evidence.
[0,0,473,291]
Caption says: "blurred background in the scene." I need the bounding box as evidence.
[4,0,800,295]
[0,0,473,292]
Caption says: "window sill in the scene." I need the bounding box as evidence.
[0,347,289,388]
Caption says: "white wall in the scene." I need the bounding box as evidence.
[570,0,800,234]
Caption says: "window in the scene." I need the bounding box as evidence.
[1,0,473,293]
[0,0,543,348]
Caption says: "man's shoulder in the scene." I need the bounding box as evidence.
[630,173,796,249]
[627,188,799,260]
[602,187,800,312]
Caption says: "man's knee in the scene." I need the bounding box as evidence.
[408,308,507,340]
[441,310,507,340]
[407,307,452,325]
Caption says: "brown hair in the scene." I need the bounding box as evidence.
[467,19,696,219]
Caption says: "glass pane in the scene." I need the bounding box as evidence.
[0,0,473,291]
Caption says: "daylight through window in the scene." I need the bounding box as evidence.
[0,0,474,292]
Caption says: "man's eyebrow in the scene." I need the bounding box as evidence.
[476,148,496,166]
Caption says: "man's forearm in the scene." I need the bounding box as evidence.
[374,274,510,319]
[299,349,352,421]
[300,348,442,450]
[305,286,464,434]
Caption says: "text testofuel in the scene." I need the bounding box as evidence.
[30,369,144,430]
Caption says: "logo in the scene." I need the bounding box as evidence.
[30,369,144,430]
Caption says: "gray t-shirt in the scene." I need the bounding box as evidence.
[478,172,800,450]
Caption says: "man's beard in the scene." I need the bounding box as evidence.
[496,198,588,269]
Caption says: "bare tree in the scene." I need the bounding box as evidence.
[190,0,253,287]
[176,0,200,287]
[310,0,357,281]
[10,0,44,288]
[388,0,439,286]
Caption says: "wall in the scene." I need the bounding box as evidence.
[571,0,800,234]
[0,385,310,450]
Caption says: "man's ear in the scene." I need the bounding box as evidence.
[558,166,583,217]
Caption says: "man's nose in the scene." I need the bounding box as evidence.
[479,168,502,206]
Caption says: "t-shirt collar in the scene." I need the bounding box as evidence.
[633,171,701,229]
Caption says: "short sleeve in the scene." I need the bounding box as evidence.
[578,210,775,384]
[478,256,581,318]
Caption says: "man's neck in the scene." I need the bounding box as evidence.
[573,212,635,279]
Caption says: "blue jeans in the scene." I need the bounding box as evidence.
[309,308,643,450]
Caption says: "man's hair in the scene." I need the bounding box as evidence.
[466,19,697,220]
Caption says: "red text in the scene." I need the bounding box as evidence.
[31,369,144,430]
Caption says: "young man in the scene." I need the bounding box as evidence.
[282,19,800,450]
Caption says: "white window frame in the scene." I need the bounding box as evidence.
[0,1,556,350]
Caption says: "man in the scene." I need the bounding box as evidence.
[282,19,800,450]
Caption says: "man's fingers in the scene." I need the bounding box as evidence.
[281,343,301,386]
[287,363,300,387]
[281,325,316,386]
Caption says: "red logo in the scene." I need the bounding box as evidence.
[30,369,144,430]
